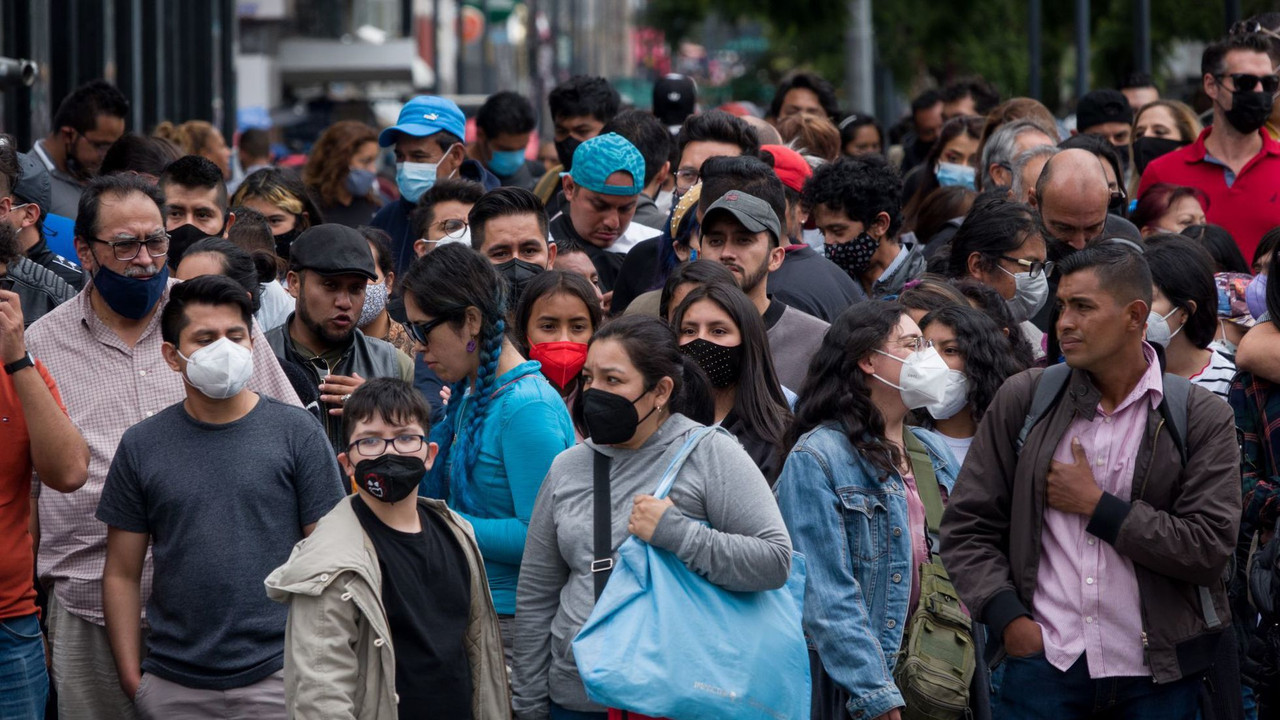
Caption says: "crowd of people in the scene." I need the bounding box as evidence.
[7,14,1280,720]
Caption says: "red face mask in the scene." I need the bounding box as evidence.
[529,341,589,389]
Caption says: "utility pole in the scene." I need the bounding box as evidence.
[1029,0,1041,99]
[845,0,874,113]
[1135,0,1151,75]
[1075,0,1089,98]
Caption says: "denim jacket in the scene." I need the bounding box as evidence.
[775,423,958,720]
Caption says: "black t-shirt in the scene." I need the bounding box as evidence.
[352,497,473,720]
[768,245,865,323]
[321,196,382,229]
[609,236,661,315]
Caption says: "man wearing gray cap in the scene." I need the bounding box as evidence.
[266,224,414,452]
[0,136,86,290]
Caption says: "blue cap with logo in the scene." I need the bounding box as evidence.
[563,133,645,196]
[378,96,467,147]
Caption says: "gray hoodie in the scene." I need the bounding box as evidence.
[512,414,793,718]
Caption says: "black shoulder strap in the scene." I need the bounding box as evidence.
[1017,363,1072,452]
[1159,373,1191,466]
[591,450,614,600]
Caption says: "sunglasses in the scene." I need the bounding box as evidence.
[1216,73,1280,95]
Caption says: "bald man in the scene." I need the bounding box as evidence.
[742,116,783,145]
[1028,148,1110,255]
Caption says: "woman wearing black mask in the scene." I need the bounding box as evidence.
[230,168,324,265]
[1131,100,1201,180]
[671,282,792,484]
[513,315,792,720]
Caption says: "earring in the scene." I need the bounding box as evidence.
[466,338,477,353]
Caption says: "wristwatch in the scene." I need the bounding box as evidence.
[4,352,34,375]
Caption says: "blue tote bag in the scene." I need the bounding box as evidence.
[571,426,811,720]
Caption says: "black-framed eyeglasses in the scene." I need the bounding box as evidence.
[348,434,427,455]
[90,232,170,261]
[1215,72,1280,96]
[1000,256,1054,278]
[675,168,700,188]
[404,314,456,346]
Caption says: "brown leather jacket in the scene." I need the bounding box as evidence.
[940,365,1241,682]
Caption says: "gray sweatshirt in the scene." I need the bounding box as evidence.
[512,414,793,718]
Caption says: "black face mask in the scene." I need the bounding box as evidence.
[825,232,880,280]
[494,257,545,307]
[353,454,426,504]
[166,223,214,269]
[581,387,657,445]
[1224,90,1274,135]
[555,136,582,171]
[273,227,303,261]
[1132,136,1187,175]
[679,338,743,388]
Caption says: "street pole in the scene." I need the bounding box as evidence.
[1028,0,1041,99]
[1135,0,1151,75]
[845,0,874,113]
[1075,0,1089,98]
[1226,0,1242,31]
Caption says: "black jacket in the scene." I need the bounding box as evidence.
[266,317,404,452]
[7,256,76,327]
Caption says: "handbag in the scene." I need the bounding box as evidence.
[572,426,811,720]
[892,432,975,720]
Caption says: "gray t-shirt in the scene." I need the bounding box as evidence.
[96,395,345,690]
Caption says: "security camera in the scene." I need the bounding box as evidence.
[0,57,38,89]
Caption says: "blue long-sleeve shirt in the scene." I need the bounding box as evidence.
[443,361,575,615]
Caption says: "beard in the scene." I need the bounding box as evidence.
[739,258,770,297]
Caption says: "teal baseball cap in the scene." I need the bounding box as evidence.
[563,133,645,196]
[379,96,467,147]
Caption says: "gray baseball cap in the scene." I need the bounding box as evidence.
[702,189,782,242]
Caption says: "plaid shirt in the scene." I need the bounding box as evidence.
[25,281,302,625]
[1229,371,1280,533]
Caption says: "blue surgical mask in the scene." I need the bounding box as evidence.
[345,168,378,197]
[92,264,170,320]
[935,162,976,190]
[488,149,526,177]
[396,161,439,203]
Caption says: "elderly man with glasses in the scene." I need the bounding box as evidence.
[22,173,300,720]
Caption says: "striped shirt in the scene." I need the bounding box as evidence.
[24,281,302,625]
[1189,349,1237,401]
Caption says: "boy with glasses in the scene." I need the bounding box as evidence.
[266,378,508,719]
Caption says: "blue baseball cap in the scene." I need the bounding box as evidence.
[378,96,467,147]
[563,133,645,196]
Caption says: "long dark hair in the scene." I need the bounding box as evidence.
[952,278,1039,369]
[1144,235,1219,350]
[903,115,985,227]
[671,283,792,457]
[512,270,603,355]
[659,259,738,319]
[400,243,507,512]
[919,305,1025,421]
[182,237,273,313]
[791,301,907,478]
[573,315,714,432]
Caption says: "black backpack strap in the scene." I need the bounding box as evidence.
[591,450,614,600]
[1158,373,1191,467]
[1017,363,1073,453]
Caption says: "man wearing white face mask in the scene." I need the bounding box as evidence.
[97,275,345,719]
[371,96,499,278]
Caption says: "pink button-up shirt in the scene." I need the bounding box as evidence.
[25,281,301,625]
[1032,343,1163,678]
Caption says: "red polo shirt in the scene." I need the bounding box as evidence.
[1138,127,1280,262]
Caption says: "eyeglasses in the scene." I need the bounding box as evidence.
[435,218,468,237]
[90,232,170,261]
[894,336,933,353]
[675,168,700,189]
[1000,256,1055,278]
[1215,73,1280,96]
[348,434,427,455]
[1108,188,1128,214]
[403,313,459,346]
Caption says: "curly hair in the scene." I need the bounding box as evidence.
[302,120,381,207]
[920,305,1025,422]
[801,155,903,237]
[952,278,1038,369]
[790,300,908,478]
[400,243,507,512]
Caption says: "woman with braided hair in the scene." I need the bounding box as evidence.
[401,242,575,665]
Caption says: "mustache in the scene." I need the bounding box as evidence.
[122,264,162,277]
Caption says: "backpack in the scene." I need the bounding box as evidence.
[893,431,975,720]
[1014,363,1223,632]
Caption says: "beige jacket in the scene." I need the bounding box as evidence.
[265,495,511,719]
